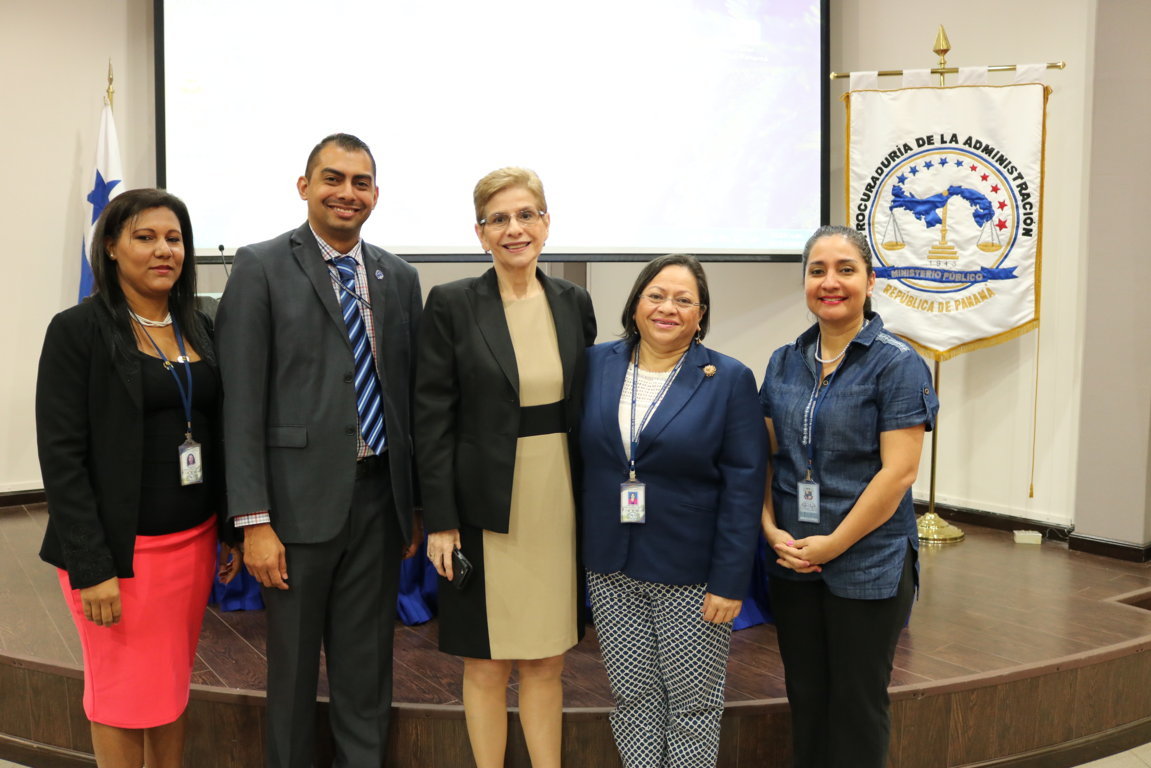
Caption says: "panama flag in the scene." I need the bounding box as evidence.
[79,103,124,301]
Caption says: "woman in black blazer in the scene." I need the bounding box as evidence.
[36,189,240,768]
[416,168,596,768]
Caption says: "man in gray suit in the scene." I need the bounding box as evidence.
[216,133,422,768]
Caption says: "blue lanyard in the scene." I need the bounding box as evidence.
[628,347,687,480]
[137,318,196,439]
[800,363,840,482]
[801,321,868,481]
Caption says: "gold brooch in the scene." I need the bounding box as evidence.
[702,365,717,377]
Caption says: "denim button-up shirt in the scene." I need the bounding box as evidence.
[759,314,939,599]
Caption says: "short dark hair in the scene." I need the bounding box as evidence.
[620,253,711,345]
[802,225,875,316]
[304,133,377,180]
[89,188,210,359]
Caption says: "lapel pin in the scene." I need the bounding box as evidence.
[702,364,717,377]
[375,269,384,280]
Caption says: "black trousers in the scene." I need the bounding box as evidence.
[262,457,403,768]
[769,547,916,768]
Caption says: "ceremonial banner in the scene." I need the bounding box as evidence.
[847,83,1048,359]
[79,103,124,301]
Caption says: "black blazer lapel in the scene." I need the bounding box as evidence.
[541,270,579,401]
[93,303,143,411]
[634,342,708,459]
[470,268,519,396]
[290,224,351,353]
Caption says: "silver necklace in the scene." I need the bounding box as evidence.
[814,319,869,364]
[129,309,173,327]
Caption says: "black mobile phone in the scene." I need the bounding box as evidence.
[451,548,473,591]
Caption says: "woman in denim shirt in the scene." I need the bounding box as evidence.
[760,225,939,768]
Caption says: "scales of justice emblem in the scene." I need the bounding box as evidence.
[865,147,1022,293]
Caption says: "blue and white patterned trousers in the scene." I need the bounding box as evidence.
[587,570,733,768]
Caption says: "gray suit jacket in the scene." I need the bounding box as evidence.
[215,222,421,543]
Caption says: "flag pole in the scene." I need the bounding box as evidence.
[918,358,964,542]
[915,27,965,544]
[80,66,124,301]
[106,59,115,110]
[828,23,1064,82]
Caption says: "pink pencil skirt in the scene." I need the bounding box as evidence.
[58,514,217,728]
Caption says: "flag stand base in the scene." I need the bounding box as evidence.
[917,511,965,543]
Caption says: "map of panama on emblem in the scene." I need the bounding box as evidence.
[847,84,1047,358]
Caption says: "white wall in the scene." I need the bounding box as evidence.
[0,0,156,492]
[6,0,1144,547]
[1072,0,1151,544]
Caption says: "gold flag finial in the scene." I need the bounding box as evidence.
[933,26,951,86]
[106,59,115,110]
[933,26,951,59]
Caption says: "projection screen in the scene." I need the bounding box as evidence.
[157,0,827,261]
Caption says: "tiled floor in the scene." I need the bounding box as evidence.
[1078,742,1151,767]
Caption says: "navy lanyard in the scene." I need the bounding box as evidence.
[136,318,195,440]
[800,321,869,481]
[800,362,841,482]
[628,348,687,480]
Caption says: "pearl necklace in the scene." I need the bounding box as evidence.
[129,309,173,327]
[814,319,869,364]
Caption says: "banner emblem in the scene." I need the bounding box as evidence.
[868,142,1032,283]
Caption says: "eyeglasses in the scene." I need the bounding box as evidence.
[478,209,546,229]
[641,292,705,311]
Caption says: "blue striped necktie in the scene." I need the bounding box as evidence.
[332,256,386,454]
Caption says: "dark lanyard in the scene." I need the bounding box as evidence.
[628,348,687,480]
[137,318,195,440]
[800,320,870,481]
[800,357,841,483]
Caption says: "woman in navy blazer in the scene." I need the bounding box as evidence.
[581,254,767,766]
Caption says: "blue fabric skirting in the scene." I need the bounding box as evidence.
[211,535,774,630]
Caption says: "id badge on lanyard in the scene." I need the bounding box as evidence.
[620,349,686,524]
[620,480,646,524]
[799,370,838,525]
[797,480,820,523]
[137,317,204,486]
[179,438,203,485]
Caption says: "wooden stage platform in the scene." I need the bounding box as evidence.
[4,501,1151,767]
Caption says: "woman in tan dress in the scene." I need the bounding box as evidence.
[417,167,597,768]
